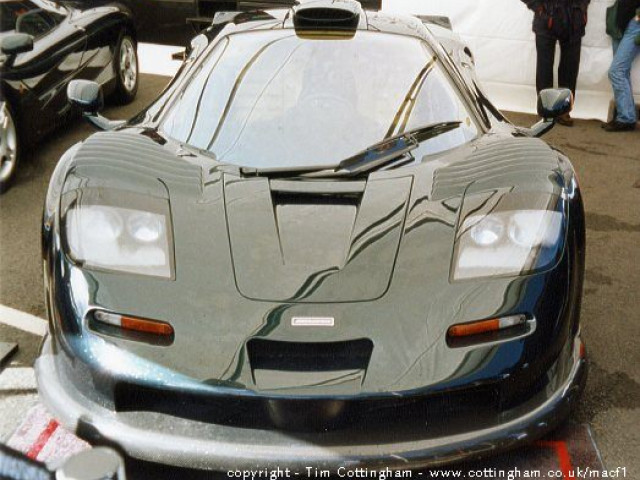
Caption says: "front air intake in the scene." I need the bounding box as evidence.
[247,338,373,372]
[292,0,362,30]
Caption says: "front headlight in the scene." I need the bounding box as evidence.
[452,190,565,280]
[63,189,174,278]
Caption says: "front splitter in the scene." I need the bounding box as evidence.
[35,335,587,472]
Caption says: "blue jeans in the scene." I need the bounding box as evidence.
[610,18,640,124]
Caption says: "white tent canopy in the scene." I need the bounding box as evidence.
[383,0,640,120]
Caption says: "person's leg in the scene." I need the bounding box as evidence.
[536,35,556,93]
[608,19,640,126]
[553,37,581,126]
[559,37,582,97]
[606,39,621,125]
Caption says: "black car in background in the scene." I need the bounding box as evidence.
[0,0,139,193]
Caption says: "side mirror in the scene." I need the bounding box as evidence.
[530,88,573,137]
[0,33,33,66]
[537,88,573,120]
[67,80,124,131]
[68,79,104,114]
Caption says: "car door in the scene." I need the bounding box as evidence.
[67,6,122,85]
[8,0,87,136]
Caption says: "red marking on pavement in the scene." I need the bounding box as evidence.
[27,420,59,460]
[536,440,573,479]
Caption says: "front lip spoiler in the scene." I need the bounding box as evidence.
[36,336,587,472]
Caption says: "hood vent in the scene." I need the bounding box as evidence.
[224,175,413,303]
[270,180,364,207]
[292,0,362,31]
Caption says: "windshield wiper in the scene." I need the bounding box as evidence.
[333,121,462,174]
[312,121,462,177]
[240,121,462,178]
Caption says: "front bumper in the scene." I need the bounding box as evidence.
[36,334,587,472]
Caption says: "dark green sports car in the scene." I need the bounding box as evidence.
[38,0,586,472]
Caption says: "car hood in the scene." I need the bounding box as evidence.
[57,128,568,395]
[225,175,412,303]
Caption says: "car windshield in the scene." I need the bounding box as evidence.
[0,0,65,37]
[161,29,478,170]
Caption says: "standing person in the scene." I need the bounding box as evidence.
[522,0,591,126]
[603,0,640,132]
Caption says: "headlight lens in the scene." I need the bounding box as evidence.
[65,200,173,278]
[452,192,565,280]
[127,211,165,243]
[470,216,504,246]
[80,206,124,242]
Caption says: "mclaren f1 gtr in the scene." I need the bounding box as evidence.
[37,0,587,472]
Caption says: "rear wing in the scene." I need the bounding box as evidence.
[234,0,381,9]
[188,0,382,32]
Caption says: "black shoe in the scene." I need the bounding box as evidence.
[602,120,636,132]
[557,113,574,127]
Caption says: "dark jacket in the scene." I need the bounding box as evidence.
[522,0,591,39]
[616,0,640,31]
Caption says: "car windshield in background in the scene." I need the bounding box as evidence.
[0,0,65,37]
[161,30,479,170]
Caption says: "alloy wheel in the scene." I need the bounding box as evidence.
[119,37,138,92]
[0,102,18,184]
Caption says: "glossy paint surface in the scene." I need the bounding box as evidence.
[45,130,583,395]
[38,7,587,469]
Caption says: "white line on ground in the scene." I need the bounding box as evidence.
[0,367,37,391]
[0,394,40,444]
[0,305,47,337]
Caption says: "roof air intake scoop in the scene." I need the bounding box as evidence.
[292,0,362,30]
